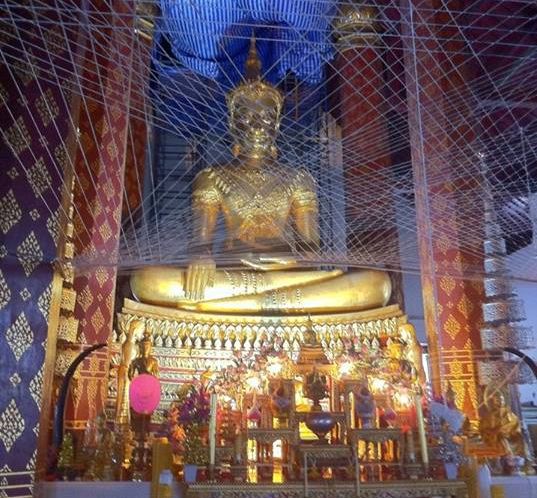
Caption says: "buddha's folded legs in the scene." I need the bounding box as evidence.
[131,266,344,307]
[194,270,392,314]
[131,266,391,314]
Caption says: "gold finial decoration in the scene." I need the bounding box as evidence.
[245,35,261,81]
[333,0,382,49]
[226,36,284,118]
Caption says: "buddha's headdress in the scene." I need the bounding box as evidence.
[226,37,284,117]
[140,329,153,348]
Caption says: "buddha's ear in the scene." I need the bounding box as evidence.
[228,113,236,135]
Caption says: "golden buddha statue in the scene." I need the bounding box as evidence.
[386,339,417,382]
[115,319,144,423]
[398,323,425,381]
[128,330,159,379]
[131,39,391,315]
[479,389,528,458]
[304,367,329,409]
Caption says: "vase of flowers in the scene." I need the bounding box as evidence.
[182,424,209,483]
[432,417,465,479]
[183,463,198,484]
[167,383,210,483]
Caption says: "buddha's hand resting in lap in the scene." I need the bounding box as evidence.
[240,255,298,271]
[185,257,216,301]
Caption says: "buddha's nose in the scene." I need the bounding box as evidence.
[250,115,265,129]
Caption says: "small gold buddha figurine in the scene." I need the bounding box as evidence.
[398,323,425,381]
[304,368,328,409]
[479,389,528,458]
[116,320,144,423]
[386,338,417,382]
[128,329,159,379]
[131,38,391,315]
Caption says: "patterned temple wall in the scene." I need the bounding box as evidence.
[0,5,76,495]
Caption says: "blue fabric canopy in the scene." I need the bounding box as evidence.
[158,0,336,86]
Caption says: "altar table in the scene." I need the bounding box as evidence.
[36,480,467,498]
[35,481,184,498]
[34,474,537,498]
[186,480,468,498]
[491,476,537,498]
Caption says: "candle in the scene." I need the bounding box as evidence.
[151,438,172,498]
[406,429,416,463]
[414,394,429,467]
[209,393,218,468]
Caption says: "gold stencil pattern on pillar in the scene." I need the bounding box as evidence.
[26,157,52,198]
[16,232,43,277]
[0,190,22,234]
[6,313,33,362]
[0,400,25,452]
[35,88,60,128]
[4,116,31,155]
[0,271,11,310]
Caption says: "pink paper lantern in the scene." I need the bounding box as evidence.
[129,374,161,414]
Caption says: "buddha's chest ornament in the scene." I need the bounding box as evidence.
[216,168,294,235]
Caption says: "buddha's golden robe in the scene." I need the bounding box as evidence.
[192,163,319,252]
[131,162,392,315]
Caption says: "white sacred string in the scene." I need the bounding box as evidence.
[1,0,536,282]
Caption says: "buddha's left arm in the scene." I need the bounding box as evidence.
[294,205,320,248]
[291,171,320,249]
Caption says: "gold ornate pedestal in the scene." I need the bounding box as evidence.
[186,481,468,498]
[115,300,408,383]
[117,299,406,346]
[111,299,418,416]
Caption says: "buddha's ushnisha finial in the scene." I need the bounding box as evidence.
[226,34,284,117]
[245,35,261,81]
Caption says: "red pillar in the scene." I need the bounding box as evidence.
[401,0,483,418]
[333,3,402,302]
[331,3,403,305]
[65,0,136,429]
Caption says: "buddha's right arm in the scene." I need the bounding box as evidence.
[193,204,219,247]
[184,204,218,300]
[187,170,221,300]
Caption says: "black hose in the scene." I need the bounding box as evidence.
[52,343,107,450]
[503,347,537,379]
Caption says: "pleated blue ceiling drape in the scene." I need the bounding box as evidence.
[158,0,336,85]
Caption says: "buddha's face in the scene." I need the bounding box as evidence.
[230,93,281,157]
